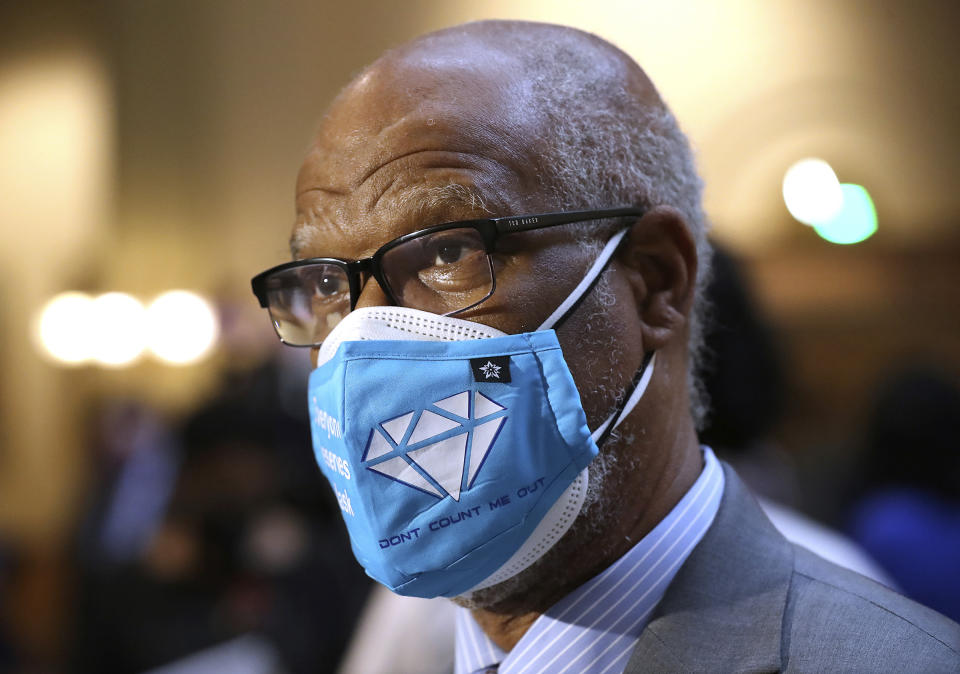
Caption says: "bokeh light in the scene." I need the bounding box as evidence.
[813,183,878,245]
[146,290,219,365]
[782,158,843,226]
[89,292,148,367]
[35,292,95,365]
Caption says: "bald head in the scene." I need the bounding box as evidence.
[304,21,672,209]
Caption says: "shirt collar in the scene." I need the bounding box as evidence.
[455,446,725,674]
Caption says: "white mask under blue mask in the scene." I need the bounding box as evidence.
[308,228,656,598]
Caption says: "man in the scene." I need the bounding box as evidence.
[252,20,960,673]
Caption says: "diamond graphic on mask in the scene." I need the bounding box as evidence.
[363,429,395,461]
[368,456,443,498]
[433,391,470,419]
[364,390,508,500]
[381,411,415,444]
[408,432,468,501]
[407,410,461,444]
[467,416,506,489]
[474,391,505,418]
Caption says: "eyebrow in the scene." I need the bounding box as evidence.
[401,182,492,218]
[289,182,494,259]
[289,223,319,259]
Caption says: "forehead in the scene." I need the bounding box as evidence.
[292,51,547,258]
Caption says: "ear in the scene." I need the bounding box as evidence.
[617,206,698,350]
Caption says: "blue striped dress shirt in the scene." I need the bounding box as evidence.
[455,446,725,674]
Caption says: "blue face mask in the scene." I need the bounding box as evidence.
[307,229,655,598]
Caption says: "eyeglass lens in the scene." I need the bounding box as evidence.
[381,227,492,315]
[265,227,494,346]
[264,263,351,346]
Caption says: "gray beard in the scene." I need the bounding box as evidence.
[453,272,643,612]
[452,432,635,611]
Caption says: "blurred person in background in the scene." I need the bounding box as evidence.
[700,245,894,586]
[0,541,21,670]
[847,366,960,622]
[70,358,370,673]
[251,19,959,673]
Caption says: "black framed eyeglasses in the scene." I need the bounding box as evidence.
[251,206,645,347]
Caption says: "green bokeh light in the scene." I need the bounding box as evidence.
[813,183,877,245]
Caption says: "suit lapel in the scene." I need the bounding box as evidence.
[625,463,794,673]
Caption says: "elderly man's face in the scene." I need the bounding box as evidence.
[286,28,702,619]
[292,49,646,430]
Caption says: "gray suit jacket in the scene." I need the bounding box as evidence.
[625,464,960,673]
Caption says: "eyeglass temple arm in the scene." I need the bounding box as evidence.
[492,207,646,235]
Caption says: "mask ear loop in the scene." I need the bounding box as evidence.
[530,226,655,448]
[536,228,629,332]
[590,352,656,447]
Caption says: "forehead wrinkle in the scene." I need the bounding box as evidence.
[291,182,502,260]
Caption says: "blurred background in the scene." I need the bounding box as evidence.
[1,0,958,671]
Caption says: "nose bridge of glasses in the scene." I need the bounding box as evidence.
[353,258,374,286]
[352,260,393,311]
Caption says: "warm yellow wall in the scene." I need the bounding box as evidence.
[0,45,113,543]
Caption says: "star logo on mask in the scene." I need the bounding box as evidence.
[361,391,508,501]
[479,361,501,379]
[470,356,511,383]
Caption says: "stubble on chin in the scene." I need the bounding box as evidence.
[452,428,641,613]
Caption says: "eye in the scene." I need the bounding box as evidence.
[434,242,465,265]
[425,232,483,267]
[315,273,343,297]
